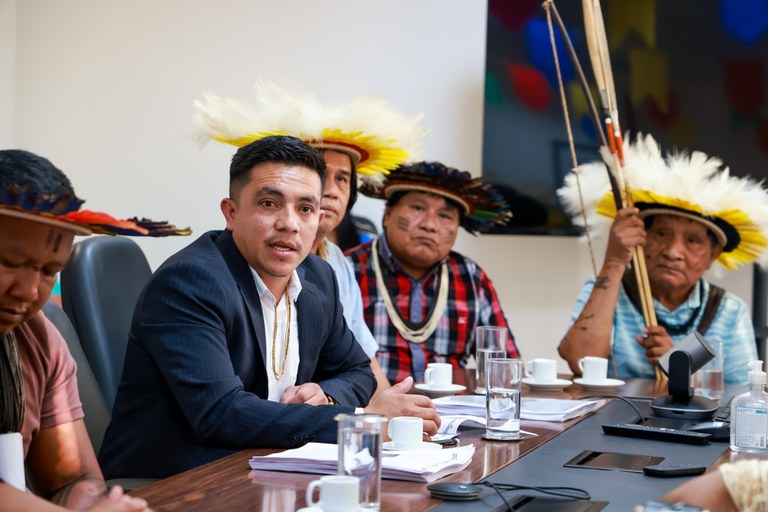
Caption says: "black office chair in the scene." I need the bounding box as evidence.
[43,302,158,491]
[61,236,152,410]
[42,301,111,453]
[752,264,768,364]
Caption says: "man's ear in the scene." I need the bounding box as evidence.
[318,210,326,224]
[707,244,724,270]
[220,198,237,229]
[382,206,392,229]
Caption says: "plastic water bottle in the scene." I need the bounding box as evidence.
[730,360,768,453]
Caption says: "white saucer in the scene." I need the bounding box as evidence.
[522,377,572,391]
[297,508,368,512]
[574,377,625,390]
[382,441,443,454]
[414,383,467,397]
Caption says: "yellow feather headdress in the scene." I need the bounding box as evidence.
[191,80,425,186]
[558,133,768,271]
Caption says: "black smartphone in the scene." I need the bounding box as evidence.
[431,437,458,446]
[643,464,707,478]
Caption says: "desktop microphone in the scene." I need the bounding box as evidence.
[650,332,719,420]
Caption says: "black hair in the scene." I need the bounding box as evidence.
[229,135,327,199]
[348,160,358,213]
[384,190,408,209]
[334,214,363,252]
[0,149,75,196]
[385,190,465,225]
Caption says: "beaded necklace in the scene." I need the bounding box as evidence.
[371,238,448,343]
[271,288,291,380]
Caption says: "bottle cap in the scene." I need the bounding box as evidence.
[747,360,766,385]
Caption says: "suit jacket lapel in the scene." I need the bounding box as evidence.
[296,263,321,382]
[215,230,267,369]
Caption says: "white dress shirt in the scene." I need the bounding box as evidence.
[250,267,302,401]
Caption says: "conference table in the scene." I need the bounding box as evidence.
[131,372,755,511]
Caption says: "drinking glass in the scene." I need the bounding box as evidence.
[335,413,385,510]
[693,339,724,400]
[484,358,522,440]
[474,326,507,394]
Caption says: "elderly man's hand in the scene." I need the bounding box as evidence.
[364,376,441,436]
[280,383,328,405]
[636,325,674,365]
[605,207,646,268]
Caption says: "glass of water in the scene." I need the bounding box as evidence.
[484,358,522,440]
[335,413,385,510]
[474,326,507,394]
[693,339,724,400]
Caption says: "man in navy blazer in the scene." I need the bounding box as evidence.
[99,136,437,478]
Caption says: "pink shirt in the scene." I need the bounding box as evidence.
[15,311,83,456]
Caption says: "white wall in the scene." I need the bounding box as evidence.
[8,0,754,369]
[0,0,15,145]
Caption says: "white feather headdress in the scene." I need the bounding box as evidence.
[558,133,768,270]
[191,80,425,186]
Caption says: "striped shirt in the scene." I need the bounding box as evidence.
[346,236,519,384]
[571,276,756,384]
[323,239,379,358]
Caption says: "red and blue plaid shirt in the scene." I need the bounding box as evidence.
[345,236,519,385]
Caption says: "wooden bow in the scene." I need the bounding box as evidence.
[543,0,664,381]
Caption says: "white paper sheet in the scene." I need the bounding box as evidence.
[433,395,606,422]
[248,442,475,483]
[0,432,25,491]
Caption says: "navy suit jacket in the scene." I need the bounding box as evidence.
[99,230,375,478]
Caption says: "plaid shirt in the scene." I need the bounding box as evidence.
[346,236,519,384]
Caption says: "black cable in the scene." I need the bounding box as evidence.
[583,394,646,422]
[471,396,644,510]
[483,481,515,511]
[477,481,592,510]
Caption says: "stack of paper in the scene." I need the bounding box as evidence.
[432,395,485,415]
[438,414,486,433]
[433,395,604,422]
[521,397,605,422]
[248,442,475,483]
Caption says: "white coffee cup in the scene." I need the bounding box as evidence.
[305,475,360,512]
[424,362,453,388]
[578,356,608,383]
[387,416,423,450]
[524,358,557,383]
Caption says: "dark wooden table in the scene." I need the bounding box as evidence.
[130,373,748,511]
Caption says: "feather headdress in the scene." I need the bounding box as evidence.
[0,150,191,237]
[191,80,425,186]
[558,133,768,270]
[360,161,512,235]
